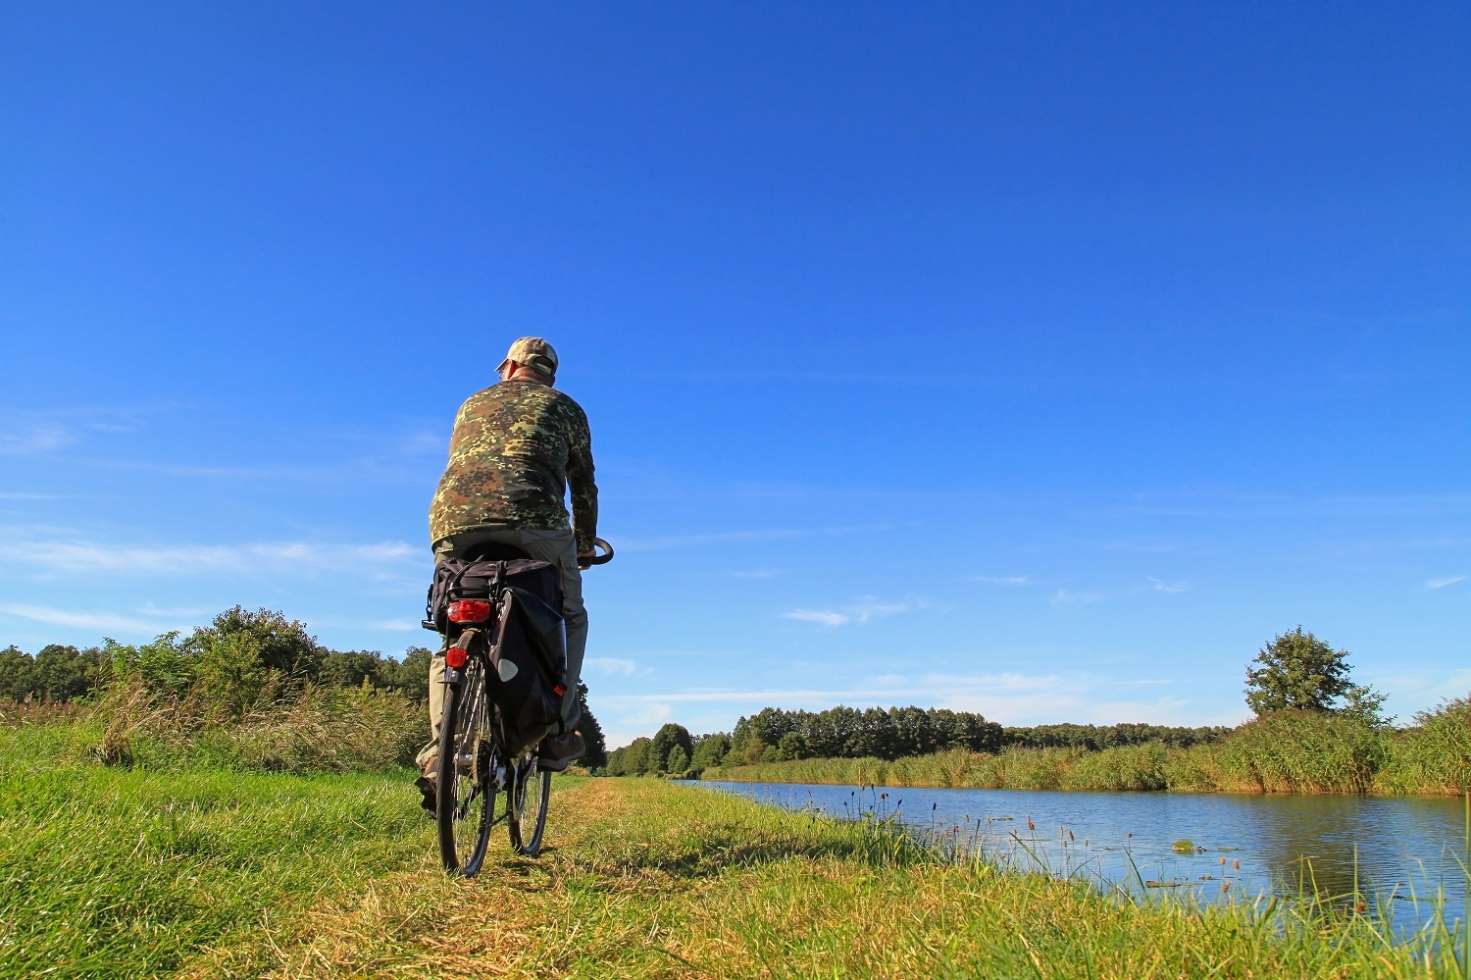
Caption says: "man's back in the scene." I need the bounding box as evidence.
[428,378,596,548]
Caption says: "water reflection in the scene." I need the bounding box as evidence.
[696,780,1468,936]
[1242,794,1470,914]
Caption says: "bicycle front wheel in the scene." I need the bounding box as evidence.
[436,655,494,876]
[507,759,551,856]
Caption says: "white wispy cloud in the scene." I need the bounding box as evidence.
[1425,575,1466,590]
[91,460,336,480]
[397,429,447,456]
[600,672,1067,706]
[70,418,444,483]
[783,609,851,627]
[0,533,419,576]
[0,408,151,456]
[585,656,640,677]
[0,424,76,455]
[850,598,921,623]
[135,603,210,618]
[368,618,420,632]
[1370,668,1471,708]
[1145,576,1189,594]
[1130,490,1471,522]
[782,596,924,628]
[975,575,1034,586]
[0,603,176,634]
[620,524,893,553]
[1101,540,1179,554]
[1051,588,1102,606]
[603,701,675,748]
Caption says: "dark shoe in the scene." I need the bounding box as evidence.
[538,730,585,772]
[415,760,437,816]
[415,775,437,815]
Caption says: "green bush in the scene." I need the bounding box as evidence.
[89,678,421,773]
[1160,742,1222,793]
[1374,696,1471,794]
[1195,710,1387,794]
[691,732,731,769]
[81,613,431,774]
[1060,743,1168,792]
[990,746,1074,790]
[194,631,280,721]
[205,685,422,772]
[931,748,976,787]
[4,606,621,778]
[108,634,194,698]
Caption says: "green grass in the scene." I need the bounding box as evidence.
[80,678,425,773]
[3,723,1467,977]
[207,778,1468,977]
[0,725,438,975]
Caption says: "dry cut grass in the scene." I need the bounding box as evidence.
[190,779,1468,979]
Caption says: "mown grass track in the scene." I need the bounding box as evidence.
[1,724,1465,978]
[211,778,1464,979]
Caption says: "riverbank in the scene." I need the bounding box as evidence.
[700,706,1471,796]
[2,724,1466,976]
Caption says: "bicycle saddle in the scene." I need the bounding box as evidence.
[460,542,533,561]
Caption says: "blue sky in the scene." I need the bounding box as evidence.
[3,3,1468,748]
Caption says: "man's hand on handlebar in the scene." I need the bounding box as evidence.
[578,537,615,570]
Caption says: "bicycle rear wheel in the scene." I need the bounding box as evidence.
[507,759,551,856]
[436,655,495,876]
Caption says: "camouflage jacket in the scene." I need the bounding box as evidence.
[428,380,598,551]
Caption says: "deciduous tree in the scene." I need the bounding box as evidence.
[649,723,694,772]
[1245,627,1362,716]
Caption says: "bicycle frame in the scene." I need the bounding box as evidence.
[431,537,612,872]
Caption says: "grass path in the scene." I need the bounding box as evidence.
[1,727,1463,979]
[195,780,1462,978]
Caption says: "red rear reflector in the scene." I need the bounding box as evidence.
[552,684,566,697]
[445,644,468,669]
[447,599,492,623]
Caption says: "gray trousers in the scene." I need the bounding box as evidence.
[420,528,587,765]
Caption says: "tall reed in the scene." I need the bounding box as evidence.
[705,706,1471,796]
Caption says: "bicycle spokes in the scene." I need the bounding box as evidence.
[438,656,497,876]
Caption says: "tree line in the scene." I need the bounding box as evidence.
[601,627,1392,777]
[1,608,434,705]
[602,709,1229,777]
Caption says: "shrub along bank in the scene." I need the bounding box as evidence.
[1,604,609,774]
[703,701,1471,796]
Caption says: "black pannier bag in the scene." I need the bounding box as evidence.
[424,558,568,756]
[490,582,568,755]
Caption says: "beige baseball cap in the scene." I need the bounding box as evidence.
[498,336,559,379]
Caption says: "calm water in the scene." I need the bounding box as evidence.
[697,780,1468,935]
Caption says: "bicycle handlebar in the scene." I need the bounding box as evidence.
[580,537,614,568]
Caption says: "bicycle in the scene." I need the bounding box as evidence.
[432,537,613,876]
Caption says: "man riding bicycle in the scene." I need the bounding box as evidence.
[416,336,597,807]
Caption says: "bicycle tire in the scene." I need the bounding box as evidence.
[436,656,494,876]
[507,761,552,856]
